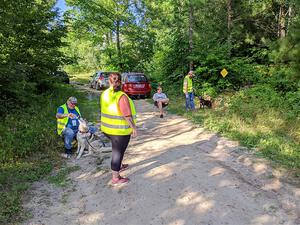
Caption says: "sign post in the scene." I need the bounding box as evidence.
[221,68,228,78]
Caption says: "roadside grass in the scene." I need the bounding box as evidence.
[0,83,99,225]
[167,90,300,172]
[48,165,80,187]
[0,157,54,224]
[80,94,101,124]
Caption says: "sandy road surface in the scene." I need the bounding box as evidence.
[23,97,300,225]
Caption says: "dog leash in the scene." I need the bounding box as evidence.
[85,135,106,151]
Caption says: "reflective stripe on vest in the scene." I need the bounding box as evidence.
[101,113,137,120]
[100,87,137,135]
[183,75,193,93]
[57,104,81,135]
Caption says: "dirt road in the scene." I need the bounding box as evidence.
[24,98,300,225]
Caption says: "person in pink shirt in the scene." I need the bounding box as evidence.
[100,73,137,185]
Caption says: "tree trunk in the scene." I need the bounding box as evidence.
[227,0,232,33]
[188,0,194,71]
[227,0,233,54]
[106,32,112,60]
[116,20,123,70]
[278,3,286,38]
[287,4,292,34]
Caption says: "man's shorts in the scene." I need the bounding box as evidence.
[154,101,168,108]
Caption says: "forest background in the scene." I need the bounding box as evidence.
[0,0,299,224]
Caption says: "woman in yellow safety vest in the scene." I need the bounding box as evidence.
[100,73,137,185]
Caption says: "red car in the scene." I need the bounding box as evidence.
[121,72,151,98]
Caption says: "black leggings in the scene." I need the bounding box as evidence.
[104,133,131,171]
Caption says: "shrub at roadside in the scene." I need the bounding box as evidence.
[0,84,99,225]
[167,84,300,170]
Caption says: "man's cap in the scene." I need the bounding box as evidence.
[67,96,77,104]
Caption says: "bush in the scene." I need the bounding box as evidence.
[193,57,263,96]
[0,93,60,162]
[0,84,101,224]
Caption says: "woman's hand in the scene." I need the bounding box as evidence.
[131,127,137,138]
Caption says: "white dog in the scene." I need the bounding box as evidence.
[76,119,110,159]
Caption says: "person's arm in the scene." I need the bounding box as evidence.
[153,93,157,102]
[124,116,137,137]
[56,107,77,119]
[56,107,68,119]
[163,93,169,101]
[118,95,137,137]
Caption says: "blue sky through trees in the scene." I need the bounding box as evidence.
[55,0,67,12]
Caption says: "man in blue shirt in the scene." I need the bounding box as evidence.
[56,96,96,158]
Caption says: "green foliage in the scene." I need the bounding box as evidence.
[0,0,67,116]
[0,84,97,224]
[229,84,283,119]
[270,9,300,80]
[167,85,300,169]
[0,152,54,224]
[0,0,300,221]
[63,0,155,73]
[0,92,59,162]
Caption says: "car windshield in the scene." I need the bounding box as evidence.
[127,74,147,82]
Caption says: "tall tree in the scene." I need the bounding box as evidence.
[65,0,155,71]
[0,0,66,115]
[188,0,194,70]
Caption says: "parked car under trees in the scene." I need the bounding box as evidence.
[121,72,151,99]
[89,71,110,90]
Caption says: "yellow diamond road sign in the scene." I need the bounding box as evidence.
[221,68,228,78]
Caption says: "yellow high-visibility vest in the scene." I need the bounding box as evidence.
[100,87,137,135]
[57,104,81,135]
[183,75,193,93]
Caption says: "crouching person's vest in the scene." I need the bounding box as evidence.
[57,104,81,135]
[100,87,137,135]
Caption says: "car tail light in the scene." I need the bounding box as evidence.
[125,83,132,88]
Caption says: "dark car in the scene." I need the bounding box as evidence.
[121,72,151,98]
[53,71,69,84]
[89,71,110,90]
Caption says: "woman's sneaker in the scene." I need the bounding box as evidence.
[111,176,130,185]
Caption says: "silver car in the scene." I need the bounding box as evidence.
[89,71,110,90]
